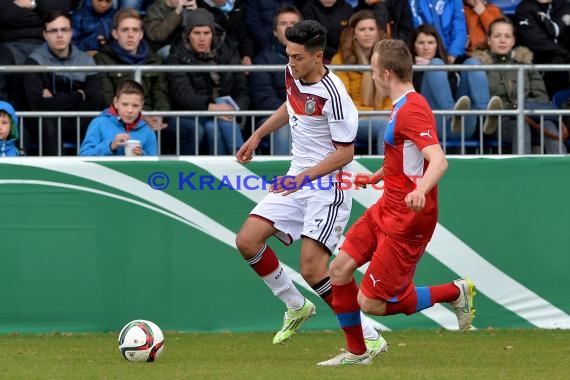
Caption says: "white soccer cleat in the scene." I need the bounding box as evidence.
[317,350,373,366]
[450,278,476,332]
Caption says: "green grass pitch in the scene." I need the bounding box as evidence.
[1,329,569,379]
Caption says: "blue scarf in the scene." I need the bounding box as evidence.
[110,39,149,65]
[203,0,234,13]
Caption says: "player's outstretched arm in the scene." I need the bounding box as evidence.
[236,103,289,163]
[405,144,448,212]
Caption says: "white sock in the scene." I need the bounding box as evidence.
[360,312,380,341]
[262,266,305,309]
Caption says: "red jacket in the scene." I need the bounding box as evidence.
[464,3,503,55]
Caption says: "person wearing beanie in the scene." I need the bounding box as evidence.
[165,7,249,155]
[183,7,216,31]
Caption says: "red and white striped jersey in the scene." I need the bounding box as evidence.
[284,65,358,178]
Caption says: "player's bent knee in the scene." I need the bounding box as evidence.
[234,233,247,255]
[328,258,352,283]
[235,232,260,258]
[358,298,374,315]
[328,252,359,283]
[358,292,387,316]
[300,263,327,285]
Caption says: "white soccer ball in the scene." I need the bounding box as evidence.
[118,319,165,362]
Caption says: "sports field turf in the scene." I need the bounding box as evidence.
[1,329,569,379]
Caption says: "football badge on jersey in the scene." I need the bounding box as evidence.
[305,97,316,115]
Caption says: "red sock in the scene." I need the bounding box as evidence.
[246,244,279,277]
[331,279,366,355]
[429,282,460,303]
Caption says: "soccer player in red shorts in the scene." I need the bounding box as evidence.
[318,39,476,366]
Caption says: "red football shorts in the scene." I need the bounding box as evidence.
[341,209,426,302]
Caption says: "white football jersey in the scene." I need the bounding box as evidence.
[284,65,358,179]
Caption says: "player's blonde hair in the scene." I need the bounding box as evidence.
[373,39,413,83]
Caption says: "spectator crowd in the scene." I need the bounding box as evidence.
[0,0,568,156]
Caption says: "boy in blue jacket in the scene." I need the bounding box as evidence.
[0,101,20,157]
[80,80,157,156]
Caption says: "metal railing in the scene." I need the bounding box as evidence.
[1,63,569,156]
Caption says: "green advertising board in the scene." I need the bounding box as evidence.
[0,157,568,333]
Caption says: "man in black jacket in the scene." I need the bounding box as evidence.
[166,8,249,154]
[0,0,72,64]
[514,0,570,96]
[0,44,14,102]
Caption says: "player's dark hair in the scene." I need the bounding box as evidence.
[285,20,327,53]
[43,10,72,28]
[273,6,303,30]
[373,39,413,83]
[115,79,145,98]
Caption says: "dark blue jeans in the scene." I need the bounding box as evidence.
[164,117,203,155]
[421,58,490,139]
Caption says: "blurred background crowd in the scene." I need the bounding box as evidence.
[0,0,569,156]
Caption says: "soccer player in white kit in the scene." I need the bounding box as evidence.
[235,20,387,355]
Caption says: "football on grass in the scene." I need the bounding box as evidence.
[118,320,164,362]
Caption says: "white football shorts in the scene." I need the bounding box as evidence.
[249,182,352,253]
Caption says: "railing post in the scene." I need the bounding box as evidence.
[516,67,525,154]
[134,68,142,84]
